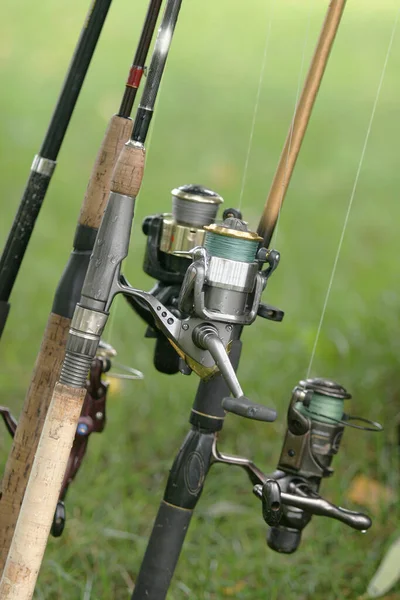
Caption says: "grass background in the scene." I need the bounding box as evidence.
[1,0,400,598]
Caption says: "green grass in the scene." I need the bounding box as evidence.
[1,0,400,598]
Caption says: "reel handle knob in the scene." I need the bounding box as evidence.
[222,396,277,422]
[253,481,283,526]
[280,490,372,531]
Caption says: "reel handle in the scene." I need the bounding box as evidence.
[254,483,371,531]
[222,396,277,423]
[193,325,277,423]
[254,482,371,531]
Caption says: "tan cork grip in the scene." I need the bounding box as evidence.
[110,142,146,197]
[0,383,86,600]
[0,313,70,573]
[79,115,134,229]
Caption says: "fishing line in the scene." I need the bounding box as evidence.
[272,0,313,246]
[237,0,276,211]
[306,6,400,379]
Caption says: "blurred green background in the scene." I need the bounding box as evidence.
[1,0,400,598]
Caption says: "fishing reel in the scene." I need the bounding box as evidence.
[210,378,381,550]
[142,183,223,284]
[130,184,224,375]
[253,378,383,553]
[120,204,283,422]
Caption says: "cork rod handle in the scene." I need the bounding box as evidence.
[110,141,146,198]
[0,313,70,573]
[0,383,87,600]
[79,114,134,229]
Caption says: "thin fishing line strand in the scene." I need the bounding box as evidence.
[306,7,400,379]
[238,0,275,211]
[273,0,313,246]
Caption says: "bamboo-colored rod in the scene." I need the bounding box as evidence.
[257,0,347,248]
[0,383,87,600]
[0,313,70,573]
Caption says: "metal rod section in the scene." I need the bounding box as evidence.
[131,0,183,144]
[257,0,347,248]
[0,0,112,340]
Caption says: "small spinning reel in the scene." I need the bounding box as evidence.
[253,378,383,553]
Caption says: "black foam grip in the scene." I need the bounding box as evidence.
[132,501,192,600]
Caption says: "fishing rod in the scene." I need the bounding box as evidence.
[0,1,182,597]
[123,194,377,598]
[131,369,379,599]
[0,0,163,572]
[123,1,353,596]
[0,0,113,341]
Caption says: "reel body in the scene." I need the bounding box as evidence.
[265,378,379,553]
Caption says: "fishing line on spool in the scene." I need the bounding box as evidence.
[306,7,400,379]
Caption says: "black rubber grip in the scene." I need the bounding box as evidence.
[222,396,277,422]
[52,224,97,318]
[132,501,192,600]
[0,169,51,302]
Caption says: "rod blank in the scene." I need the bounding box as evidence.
[257,0,347,248]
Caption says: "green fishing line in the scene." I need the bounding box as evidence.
[296,392,344,424]
[204,231,258,262]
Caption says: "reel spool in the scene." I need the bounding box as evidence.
[179,216,280,325]
[267,378,382,554]
[280,377,352,479]
[142,184,223,283]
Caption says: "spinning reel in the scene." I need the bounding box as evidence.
[126,184,283,422]
[255,378,382,552]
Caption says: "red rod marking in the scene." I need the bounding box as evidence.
[127,66,144,89]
